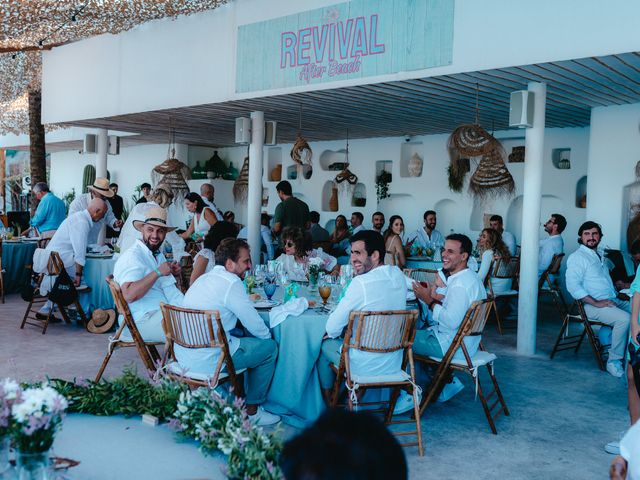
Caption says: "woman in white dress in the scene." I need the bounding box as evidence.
[476,227,512,293]
[275,227,338,281]
[189,221,239,285]
[180,192,217,242]
[383,215,406,269]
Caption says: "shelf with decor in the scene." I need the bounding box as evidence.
[399,142,424,178]
[576,176,587,208]
[551,148,572,169]
[351,183,367,207]
[321,181,339,212]
[267,147,282,182]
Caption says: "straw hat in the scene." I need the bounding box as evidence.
[132,206,177,232]
[87,309,116,334]
[88,177,114,198]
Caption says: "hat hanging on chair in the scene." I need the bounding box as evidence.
[87,309,116,334]
[88,177,115,198]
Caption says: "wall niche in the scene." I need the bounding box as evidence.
[267,147,282,182]
[576,176,587,208]
[400,142,424,178]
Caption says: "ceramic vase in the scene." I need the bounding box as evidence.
[328,186,339,212]
[408,152,423,177]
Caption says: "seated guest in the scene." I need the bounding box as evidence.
[330,214,351,257]
[181,238,280,426]
[68,177,123,244]
[200,183,224,220]
[566,221,631,377]
[319,230,407,400]
[32,198,108,318]
[350,212,365,235]
[280,409,407,480]
[371,211,385,234]
[237,213,275,262]
[106,183,124,239]
[383,215,406,268]
[276,227,337,281]
[113,207,183,342]
[135,182,152,204]
[180,192,217,242]
[539,213,566,278]
[223,210,243,234]
[412,234,487,400]
[489,214,516,256]
[407,210,444,248]
[27,182,66,239]
[308,210,330,243]
[476,228,512,293]
[191,221,238,285]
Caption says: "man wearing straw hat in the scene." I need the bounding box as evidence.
[68,177,124,244]
[113,207,183,342]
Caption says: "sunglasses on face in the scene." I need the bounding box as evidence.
[285,241,295,247]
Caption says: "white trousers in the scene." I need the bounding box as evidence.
[584,299,630,362]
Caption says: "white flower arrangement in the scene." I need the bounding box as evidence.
[308,256,324,267]
[0,379,20,435]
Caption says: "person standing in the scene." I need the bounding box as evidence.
[272,180,310,243]
[106,183,124,239]
[68,178,123,244]
[28,182,66,239]
[135,183,152,204]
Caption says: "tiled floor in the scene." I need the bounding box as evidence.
[0,294,629,479]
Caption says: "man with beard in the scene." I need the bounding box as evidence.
[566,221,630,377]
[538,213,566,277]
[371,211,385,234]
[113,207,183,342]
[318,230,407,403]
[408,210,444,248]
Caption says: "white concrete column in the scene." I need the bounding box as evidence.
[96,128,108,244]
[247,112,264,265]
[517,82,547,355]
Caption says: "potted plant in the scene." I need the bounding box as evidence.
[376,169,392,201]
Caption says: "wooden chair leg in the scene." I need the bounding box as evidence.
[490,299,504,335]
[475,376,498,434]
[584,323,606,371]
[385,386,401,424]
[411,386,424,456]
[95,345,117,382]
[486,364,510,417]
[549,315,570,359]
[20,299,36,329]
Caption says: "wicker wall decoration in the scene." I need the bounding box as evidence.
[233,156,250,203]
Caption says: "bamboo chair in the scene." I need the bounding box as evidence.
[403,268,439,284]
[0,241,4,304]
[178,254,194,292]
[414,299,509,434]
[20,251,91,334]
[485,256,520,335]
[159,303,245,392]
[549,300,608,371]
[328,309,423,456]
[94,277,163,381]
[538,253,568,320]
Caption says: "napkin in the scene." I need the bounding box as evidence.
[269,297,309,328]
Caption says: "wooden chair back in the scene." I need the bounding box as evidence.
[403,268,438,284]
[344,310,418,354]
[490,256,520,280]
[106,278,157,372]
[185,241,201,257]
[37,237,51,249]
[47,251,65,275]
[159,303,240,387]
[538,253,564,290]
[436,299,492,361]
[179,255,194,292]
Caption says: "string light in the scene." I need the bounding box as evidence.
[0,0,228,135]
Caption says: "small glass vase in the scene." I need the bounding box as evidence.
[308,269,319,288]
[0,436,10,475]
[16,450,51,480]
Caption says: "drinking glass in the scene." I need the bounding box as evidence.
[319,285,331,305]
[263,282,277,301]
[254,264,266,287]
[245,272,256,294]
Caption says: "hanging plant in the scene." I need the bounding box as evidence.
[376,170,392,201]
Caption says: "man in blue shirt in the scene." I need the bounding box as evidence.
[29,182,66,238]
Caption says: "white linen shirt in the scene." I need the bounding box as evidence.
[68,192,117,244]
[351,225,365,235]
[179,265,271,375]
[538,235,564,276]
[38,209,93,271]
[326,265,407,378]
[113,239,184,321]
[501,230,517,256]
[566,244,617,301]
[430,267,487,359]
[407,228,444,248]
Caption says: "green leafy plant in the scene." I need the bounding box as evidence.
[375,170,392,201]
[62,188,76,213]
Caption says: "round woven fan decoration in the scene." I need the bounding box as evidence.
[447,124,514,198]
[290,134,312,165]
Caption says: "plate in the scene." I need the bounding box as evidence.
[86,253,113,259]
[254,300,280,309]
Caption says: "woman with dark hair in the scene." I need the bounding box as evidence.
[276,226,337,281]
[477,227,512,292]
[190,221,239,285]
[180,192,217,241]
[330,214,350,257]
[383,215,406,268]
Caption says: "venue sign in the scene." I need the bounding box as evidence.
[236,0,454,93]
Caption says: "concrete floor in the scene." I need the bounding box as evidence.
[0,293,628,479]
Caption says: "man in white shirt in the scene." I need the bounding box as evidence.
[489,215,516,256]
[181,238,279,426]
[371,211,385,234]
[319,230,407,400]
[113,207,183,343]
[538,213,566,277]
[200,183,224,221]
[350,212,365,235]
[33,198,108,318]
[237,213,275,261]
[408,210,444,248]
[68,177,123,244]
[565,221,630,377]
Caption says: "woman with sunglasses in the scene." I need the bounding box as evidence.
[276,227,338,281]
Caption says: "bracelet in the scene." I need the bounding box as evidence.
[154,268,162,277]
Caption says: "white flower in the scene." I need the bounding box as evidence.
[308,256,324,267]
[1,379,20,400]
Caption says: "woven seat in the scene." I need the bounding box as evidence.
[415,299,509,434]
[94,277,163,381]
[329,309,423,456]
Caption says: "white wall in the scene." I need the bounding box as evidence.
[587,102,640,250]
[41,0,640,123]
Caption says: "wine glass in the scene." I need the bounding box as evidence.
[254,264,266,287]
[264,282,277,301]
[318,284,331,305]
